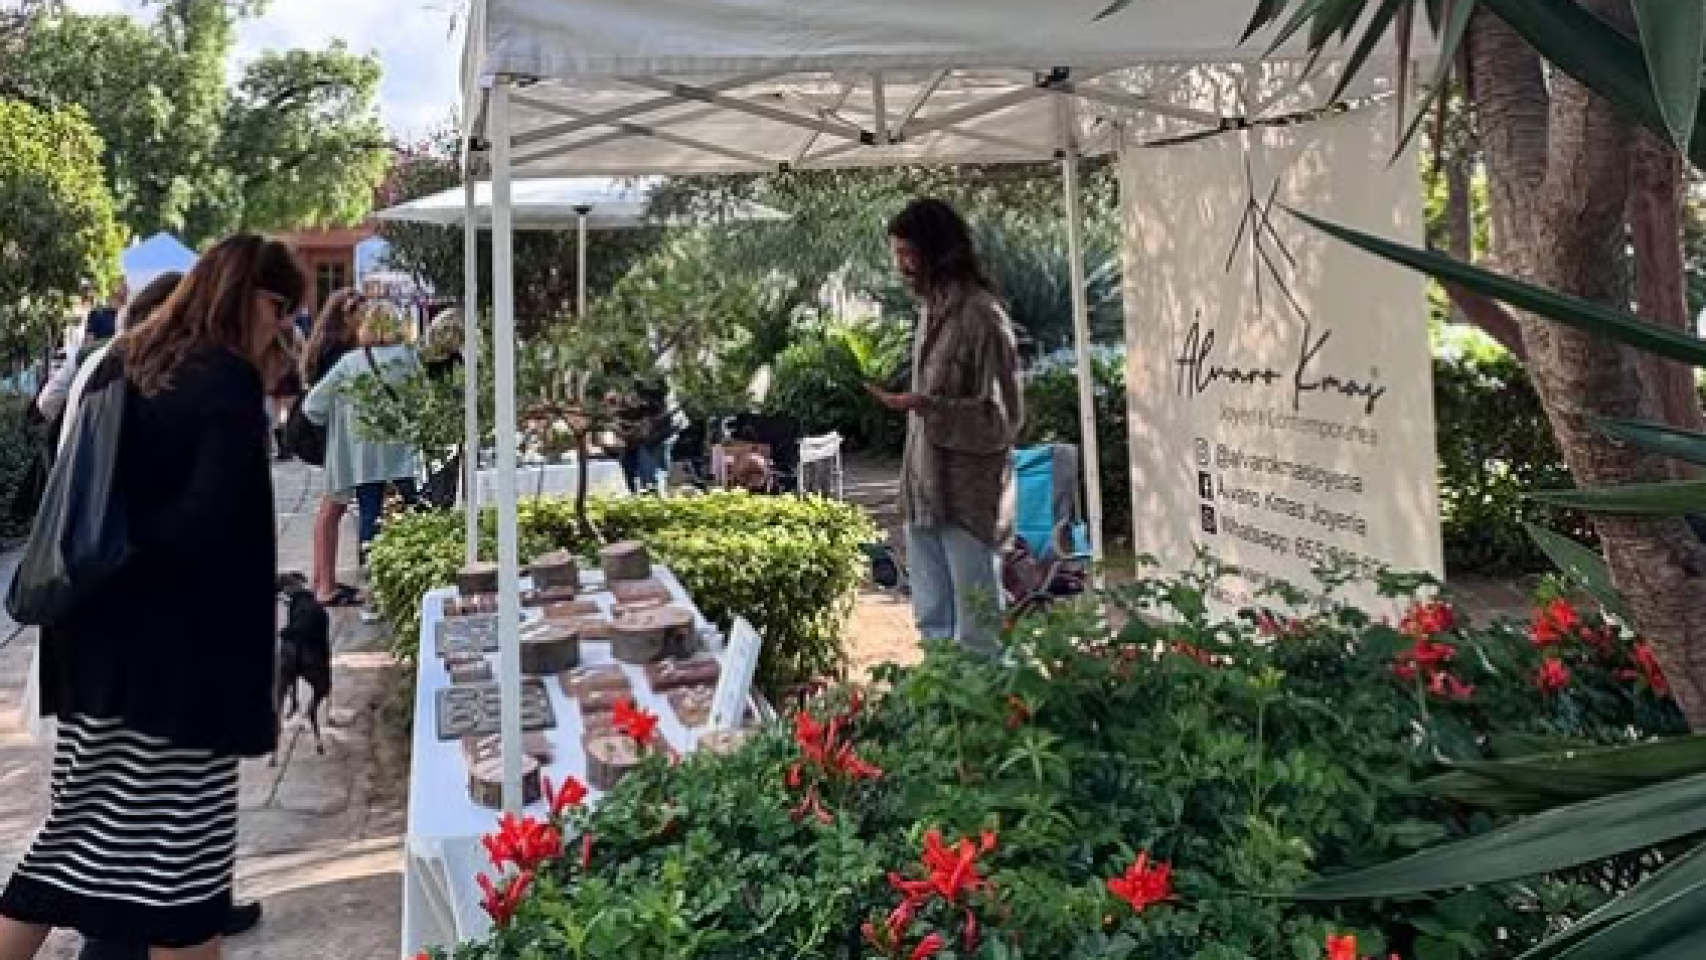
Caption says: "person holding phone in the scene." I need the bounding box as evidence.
[869,198,1023,656]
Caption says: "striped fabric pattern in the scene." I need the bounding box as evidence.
[12,714,237,915]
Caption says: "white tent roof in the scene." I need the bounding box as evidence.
[460,0,1429,176]
[372,176,786,229]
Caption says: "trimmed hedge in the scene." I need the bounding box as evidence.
[368,493,876,693]
[0,395,41,540]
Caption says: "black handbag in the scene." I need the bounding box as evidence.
[283,395,326,466]
[5,364,131,627]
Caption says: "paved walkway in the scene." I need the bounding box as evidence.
[0,461,406,959]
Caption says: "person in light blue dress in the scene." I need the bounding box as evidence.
[302,300,421,570]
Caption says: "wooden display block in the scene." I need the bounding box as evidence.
[560,664,632,699]
[468,754,541,809]
[445,653,493,685]
[698,728,754,756]
[462,731,554,765]
[457,562,500,597]
[612,606,693,665]
[543,600,602,623]
[610,578,671,606]
[528,550,579,592]
[600,541,652,583]
[519,622,581,676]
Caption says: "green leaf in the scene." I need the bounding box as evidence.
[1295,769,1706,899]
[1264,0,1332,57]
[1552,869,1706,960]
[1528,481,1706,516]
[1327,0,1414,104]
[1481,0,1706,169]
[1521,523,1632,625]
[1595,418,1706,469]
[1239,0,1296,44]
[1093,0,1134,21]
[1518,843,1706,959]
[1434,736,1706,810]
[1630,0,1705,153]
[1287,207,1706,368]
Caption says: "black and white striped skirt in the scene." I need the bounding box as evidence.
[0,714,239,948]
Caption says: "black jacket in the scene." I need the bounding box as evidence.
[39,346,279,758]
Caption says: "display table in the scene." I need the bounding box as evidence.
[473,459,628,502]
[400,566,758,957]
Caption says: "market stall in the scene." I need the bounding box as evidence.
[401,548,770,955]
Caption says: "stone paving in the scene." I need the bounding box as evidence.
[0,461,406,960]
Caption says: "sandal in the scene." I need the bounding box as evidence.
[319,585,364,608]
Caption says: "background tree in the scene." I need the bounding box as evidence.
[188,43,389,237]
[0,98,123,359]
[12,0,386,243]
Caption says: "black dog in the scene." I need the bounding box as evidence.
[275,572,332,761]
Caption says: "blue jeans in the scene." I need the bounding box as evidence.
[906,523,1003,656]
[621,441,671,494]
[356,478,417,559]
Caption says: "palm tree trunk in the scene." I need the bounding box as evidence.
[1473,2,1706,730]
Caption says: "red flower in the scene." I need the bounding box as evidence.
[1005,694,1033,729]
[789,782,834,825]
[1400,600,1456,638]
[910,932,945,960]
[611,698,660,747]
[542,774,587,819]
[1426,671,1475,701]
[1170,642,1216,667]
[476,870,533,927]
[1107,851,1173,912]
[962,908,979,952]
[917,830,997,903]
[1536,657,1572,695]
[1530,598,1580,647]
[1624,642,1671,696]
[481,814,562,872]
[579,832,594,871]
[1327,933,1358,960]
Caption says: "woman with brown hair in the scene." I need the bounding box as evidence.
[0,235,304,960]
[300,289,364,606]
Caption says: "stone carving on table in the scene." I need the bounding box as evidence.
[457,562,500,597]
[599,541,652,583]
[612,606,694,664]
[468,754,541,809]
[559,663,632,701]
[585,699,667,790]
[462,731,554,765]
[445,652,493,684]
[435,614,499,656]
[609,578,671,606]
[434,679,556,741]
[543,599,602,623]
[667,686,716,727]
[697,728,754,756]
[445,593,498,616]
[645,656,721,692]
[518,621,581,675]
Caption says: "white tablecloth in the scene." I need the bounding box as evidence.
[400,567,726,958]
[473,460,628,503]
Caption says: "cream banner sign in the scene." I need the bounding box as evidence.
[1119,101,1442,616]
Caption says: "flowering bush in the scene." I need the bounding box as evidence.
[422,564,1683,960]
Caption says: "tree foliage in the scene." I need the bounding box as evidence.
[0,98,123,357]
[11,1,386,244]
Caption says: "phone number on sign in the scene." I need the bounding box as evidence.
[1293,537,1383,578]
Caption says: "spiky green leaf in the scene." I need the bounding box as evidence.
[1522,522,1632,625]
[1629,0,1705,153]
[1528,481,1706,516]
[1595,418,1706,469]
[1287,208,1706,367]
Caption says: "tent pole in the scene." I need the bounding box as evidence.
[462,175,481,565]
[1061,146,1106,581]
[490,80,525,814]
[575,207,589,318]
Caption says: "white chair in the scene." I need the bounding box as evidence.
[797,432,845,499]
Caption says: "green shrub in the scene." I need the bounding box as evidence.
[0,395,42,540]
[367,492,875,693]
[426,565,1683,960]
[1432,353,1594,574]
[764,325,908,455]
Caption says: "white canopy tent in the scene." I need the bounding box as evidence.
[455,0,1425,813]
